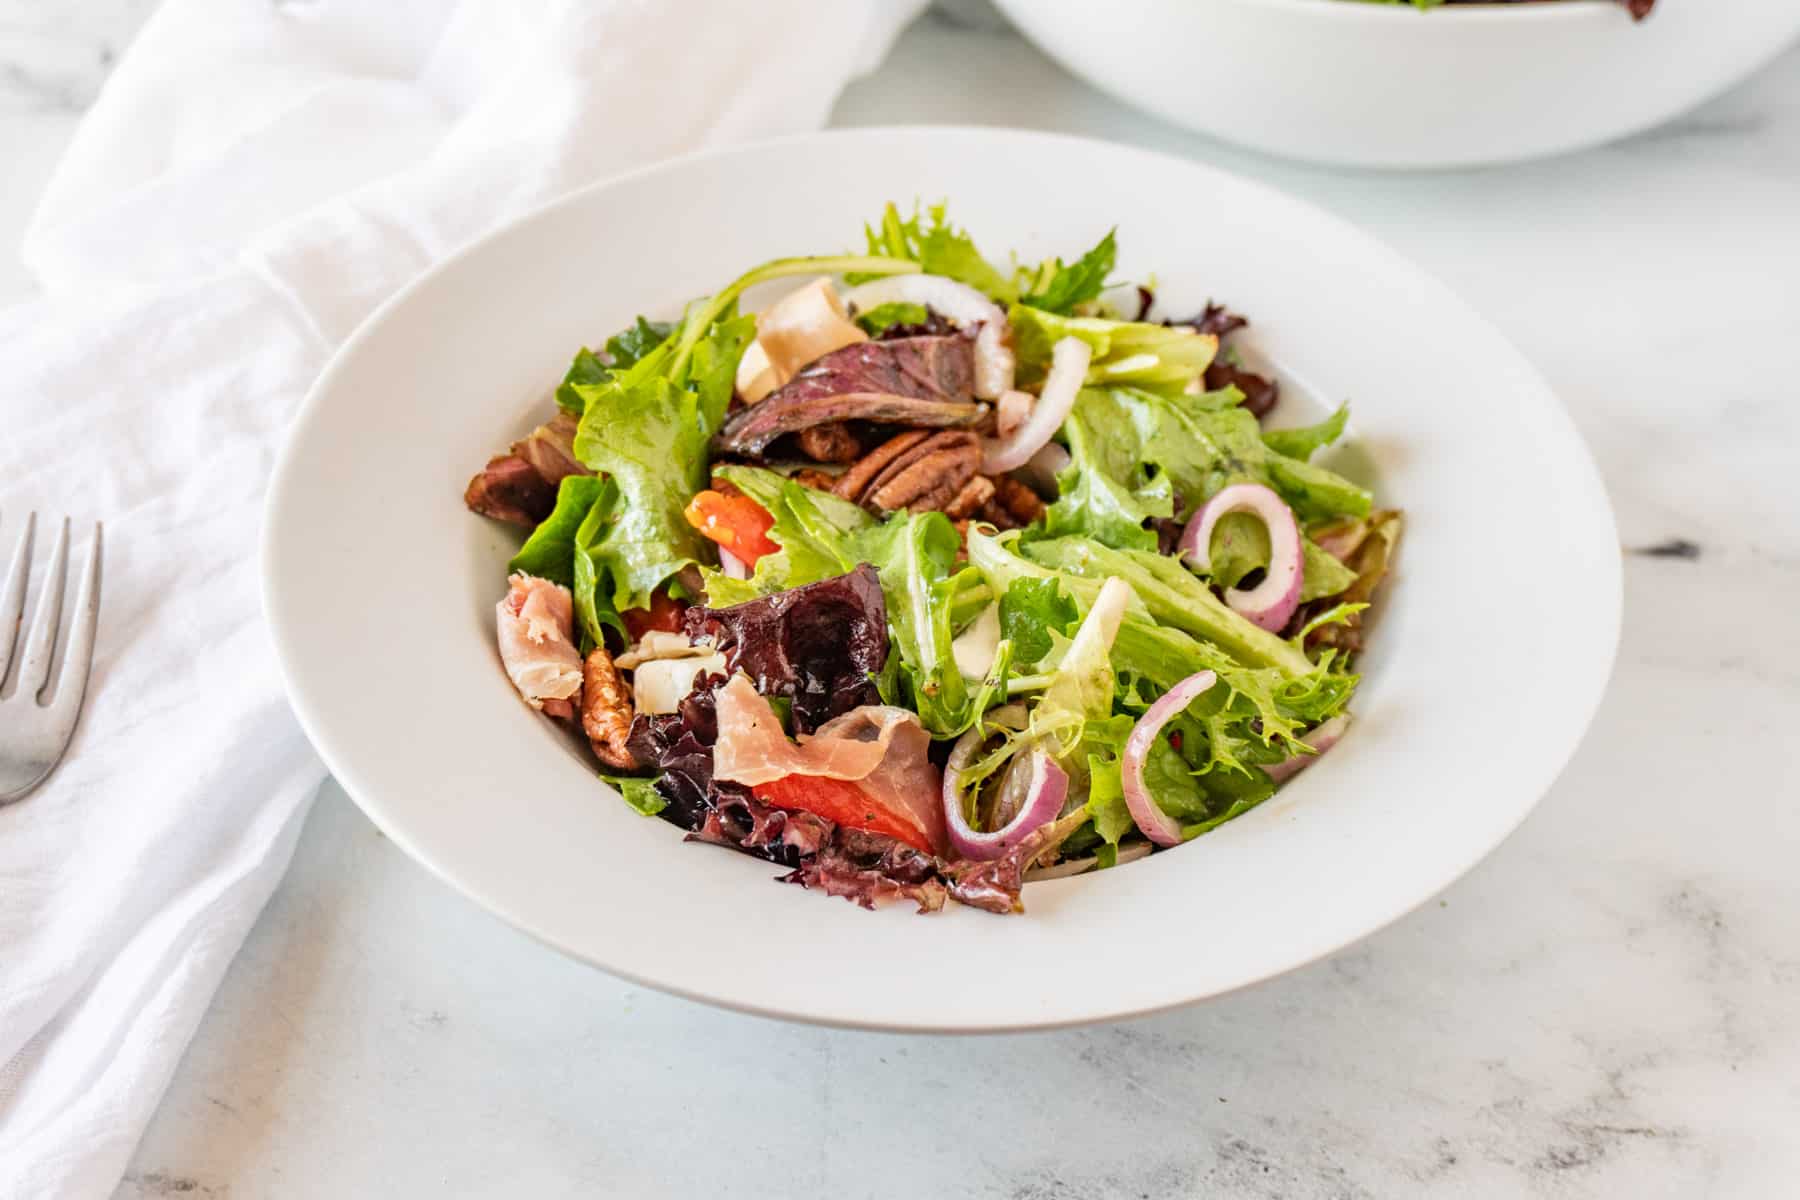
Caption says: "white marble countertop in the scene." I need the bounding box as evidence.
[7,5,1799,1198]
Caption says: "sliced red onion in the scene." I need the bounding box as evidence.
[717,546,749,580]
[1121,669,1218,847]
[943,732,1068,862]
[1011,441,1071,499]
[981,336,1089,475]
[1027,840,1153,881]
[843,275,1014,398]
[1263,714,1350,785]
[1179,482,1303,632]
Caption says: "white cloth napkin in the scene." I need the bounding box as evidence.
[0,2,924,1194]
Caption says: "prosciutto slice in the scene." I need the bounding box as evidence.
[711,674,946,855]
[496,573,583,718]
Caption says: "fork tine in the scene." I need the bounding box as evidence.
[48,523,102,716]
[0,511,34,685]
[15,516,69,699]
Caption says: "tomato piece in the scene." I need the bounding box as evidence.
[623,591,687,639]
[752,775,933,855]
[684,489,780,565]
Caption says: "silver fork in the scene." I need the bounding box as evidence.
[1,513,103,805]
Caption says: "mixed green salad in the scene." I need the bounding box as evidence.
[470,203,1401,914]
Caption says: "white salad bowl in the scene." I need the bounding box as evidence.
[991,0,1800,168]
[264,127,1619,1031]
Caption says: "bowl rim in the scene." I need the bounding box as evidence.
[262,124,1623,1031]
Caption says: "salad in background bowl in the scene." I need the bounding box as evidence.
[992,0,1796,167]
[468,204,1400,915]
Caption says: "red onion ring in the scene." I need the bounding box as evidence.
[717,546,749,580]
[1263,714,1350,784]
[1011,441,1071,498]
[1121,669,1218,847]
[981,336,1090,475]
[1178,482,1303,632]
[843,275,1014,398]
[943,727,1068,862]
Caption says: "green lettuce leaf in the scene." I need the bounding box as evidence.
[1262,402,1348,462]
[1202,512,1267,591]
[1300,539,1359,601]
[965,525,1355,845]
[1085,754,1134,846]
[555,348,612,416]
[1009,305,1219,395]
[569,308,754,613]
[604,317,674,372]
[684,312,753,434]
[603,774,668,817]
[553,317,676,416]
[1182,793,1270,839]
[508,475,609,587]
[854,301,929,336]
[1019,228,1116,315]
[1203,513,1359,603]
[855,201,1014,301]
[702,465,875,605]
[853,510,983,736]
[967,526,1355,749]
[1051,386,1372,530]
[1023,535,1315,677]
[570,375,708,612]
[570,479,626,648]
[1141,733,1210,824]
[1030,582,1127,757]
[997,576,1079,669]
[1109,618,1356,771]
[1041,389,1172,551]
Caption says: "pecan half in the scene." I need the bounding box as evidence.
[831,430,979,515]
[795,423,862,463]
[581,647,638,769]
[832,431,930,504]
[942,475,996,520]
[869,432,982,513]
[790,468,840,492]
[979,474,1047,529]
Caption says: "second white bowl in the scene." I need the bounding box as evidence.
[992,0,1800,168]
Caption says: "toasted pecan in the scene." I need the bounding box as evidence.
[984,473,1047,526]
[581,647,638,770]
[795,423,862,463]
[942,475,996,521]
[863,431,982,514]
[832,430,929,502]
